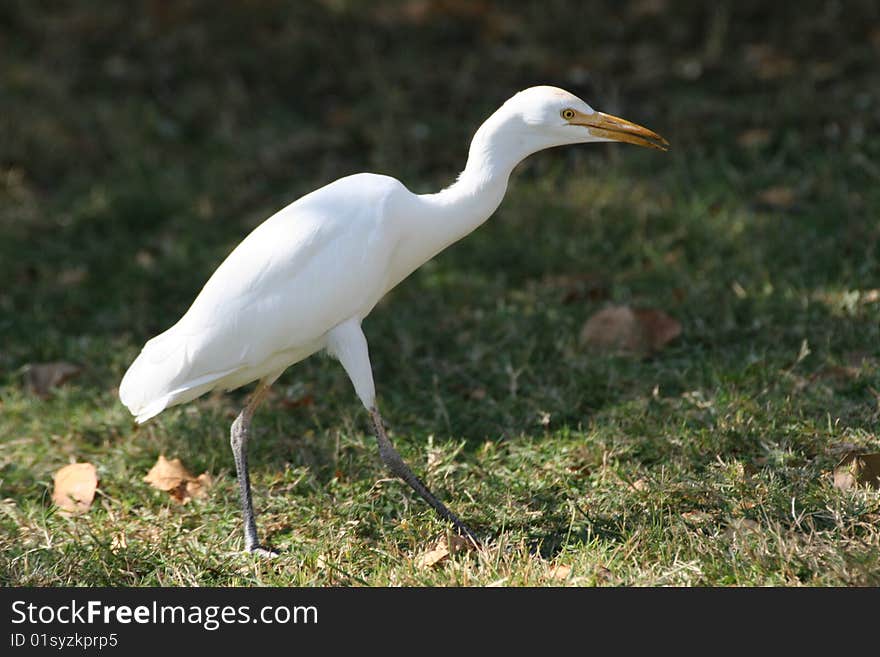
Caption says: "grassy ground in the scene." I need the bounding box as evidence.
[1,1,879,586]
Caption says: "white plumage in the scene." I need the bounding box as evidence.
[119,86,667,553]
[120,173,406,422]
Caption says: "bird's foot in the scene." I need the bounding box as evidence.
[246,544,279,558]
[451,520,483,549]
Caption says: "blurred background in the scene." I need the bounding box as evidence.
[2,0,877,318]
[2,0,879,425]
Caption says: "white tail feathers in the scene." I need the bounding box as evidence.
[119,327,225,423]
[119,332,184,422]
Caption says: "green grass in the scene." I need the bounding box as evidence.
[1,1,879,586]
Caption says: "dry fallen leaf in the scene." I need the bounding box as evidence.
[178,474,212,503]
[416,545,450,568]
[832,453,880,491]
[580,306,641,352]
[635,309,683,351]
[52,462,98,514]
[143,455,213,504]
[414,533,473,569]
[580,305,681,355]
[548,564,572,581]
[143,455,192,491]
[631,477,650,491]
[24,361,82,398]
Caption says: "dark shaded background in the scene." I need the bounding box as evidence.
[1,0,878,395]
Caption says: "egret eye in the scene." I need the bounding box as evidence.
[561,108,576,120]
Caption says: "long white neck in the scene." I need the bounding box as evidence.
[392,111,533,279]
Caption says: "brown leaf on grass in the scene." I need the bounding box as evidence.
[414,534,473,569]
[143,455,212,504]
[176,474,212,503]
[630,477,650,491]
[548,564,572,581]
[415,544,450,568]
[52,462,98,514]
[143,455,192,491]
[832,453,880,491]
[580,306,681,355]
[755,186,796,210]
[24,361,82,398]
[581,306,640,352]
[635,309,683,351]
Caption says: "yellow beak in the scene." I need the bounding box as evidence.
[570,110,669,151]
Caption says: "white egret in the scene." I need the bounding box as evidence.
[120,86,667,554]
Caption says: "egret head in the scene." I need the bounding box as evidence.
[500,85,668,153]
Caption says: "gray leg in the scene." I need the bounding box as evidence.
[327,319,480,547]
[230,381,276,556]
[370,408,481,547]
